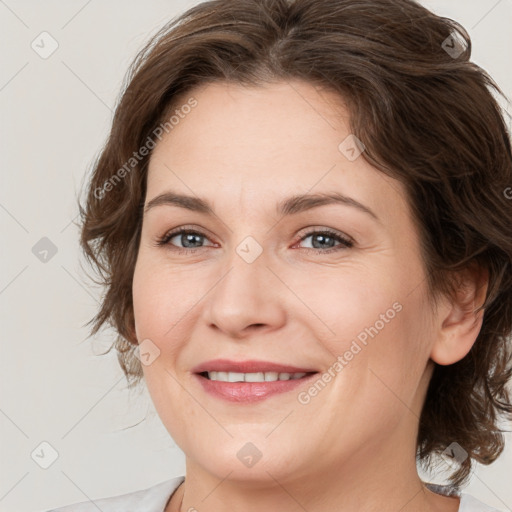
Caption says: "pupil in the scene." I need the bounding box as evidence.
[313,234,334,249]
[183,233,202,248]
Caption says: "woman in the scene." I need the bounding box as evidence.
[47,0,512,510]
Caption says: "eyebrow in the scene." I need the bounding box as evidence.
[144,191,379,221]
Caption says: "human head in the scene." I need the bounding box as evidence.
[79,0,512,487]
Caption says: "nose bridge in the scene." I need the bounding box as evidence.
[204,238,285,337]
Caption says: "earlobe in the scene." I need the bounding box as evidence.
[430,265,489,366]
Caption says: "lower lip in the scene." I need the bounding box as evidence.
[194,373,318,403]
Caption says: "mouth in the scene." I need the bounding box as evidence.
[191,358,319,375]
[191,358,320,403]
[193,366,320,403]
[197,370,318,382]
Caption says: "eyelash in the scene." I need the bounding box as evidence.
[155,226,354,254]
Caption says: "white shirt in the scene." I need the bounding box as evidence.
[44,476,503,512]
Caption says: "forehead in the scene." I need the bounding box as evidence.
[151,80,348,169]
[146,80,408,222]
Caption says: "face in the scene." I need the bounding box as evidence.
[132,80,438,485]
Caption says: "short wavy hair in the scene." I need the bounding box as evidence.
[79,0,512,488]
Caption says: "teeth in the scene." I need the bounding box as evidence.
[206,371,308,382]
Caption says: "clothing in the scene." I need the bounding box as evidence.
[44,476,503,512]
[425,483,502,512]
[44,476,184,512]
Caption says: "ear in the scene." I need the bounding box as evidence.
[430,264,489,366]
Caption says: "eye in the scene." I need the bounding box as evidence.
[155,227,215,252]
[295,228,354,253]
[155,226,354,254]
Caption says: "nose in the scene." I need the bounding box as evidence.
[202,246,287,339]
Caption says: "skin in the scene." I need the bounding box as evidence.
[132,80,488,512]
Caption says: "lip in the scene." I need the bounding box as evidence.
[193,372,319,403]
[191,358,318,374]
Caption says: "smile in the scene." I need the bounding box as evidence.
[194,371,319,403]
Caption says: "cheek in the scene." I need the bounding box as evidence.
[300,266,401,347]
[132,259,190,414]
[356,281,435,414]
[132,262,174,357]
[132,259,158,341]
[313,260,431,390]
[132,255,210,364]
[133,256,189,334]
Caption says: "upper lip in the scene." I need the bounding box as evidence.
[191,359,318,374]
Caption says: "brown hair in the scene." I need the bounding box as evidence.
[79,0,512,487]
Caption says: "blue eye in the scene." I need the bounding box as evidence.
[297,229,353,253]
[156,229,213,251]
[156,227,353,254]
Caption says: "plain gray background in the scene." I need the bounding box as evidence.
[1,1,511,511]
